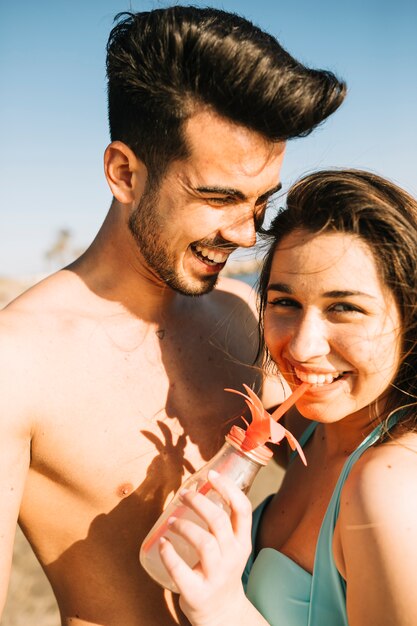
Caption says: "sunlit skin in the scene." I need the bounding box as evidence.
[264,230,402,435]
[157,229,417,626]
[0,108,287,626]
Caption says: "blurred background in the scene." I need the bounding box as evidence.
[1,0,417,282]
[1,0,416,624]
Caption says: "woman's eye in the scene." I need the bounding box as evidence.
[329,302,364,314]
[267,297,300,308]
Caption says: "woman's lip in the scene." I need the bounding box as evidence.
[295,372,350,393]
[285,359,351,376]
[284,363,352,387]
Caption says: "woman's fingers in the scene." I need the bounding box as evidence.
[159,537,201,601]
[177,471,252,557]
[167,515,221,575]
[158,474,256,624]
[177,488,234,555]
[207,470,253,549]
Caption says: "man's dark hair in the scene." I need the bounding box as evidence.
[106,6,346,180]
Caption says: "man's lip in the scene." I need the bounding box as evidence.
[191,242,237,253]
[190,243,235,265]
[189,245,228,273]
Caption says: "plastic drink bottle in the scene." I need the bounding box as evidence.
[139,425,273,592]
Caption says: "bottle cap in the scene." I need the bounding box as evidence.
[226,425,273,465]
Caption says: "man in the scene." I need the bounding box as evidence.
[0,7,345,625]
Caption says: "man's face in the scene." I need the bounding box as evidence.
[129,109,286,296]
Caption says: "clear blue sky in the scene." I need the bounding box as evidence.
[1,0,416,277]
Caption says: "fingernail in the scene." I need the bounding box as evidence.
[167,516,177,526]
[208,470,220,480]
[179,488,189,498]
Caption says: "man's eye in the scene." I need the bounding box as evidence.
[256,194,279,211]
[206,196,233,205]
[254,210,266,231]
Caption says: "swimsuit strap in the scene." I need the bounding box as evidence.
[289,421,317,464]
[308,409,403,626]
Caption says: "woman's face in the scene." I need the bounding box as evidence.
[264,229,402,425]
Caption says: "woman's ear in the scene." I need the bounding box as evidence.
[104,141,147,204]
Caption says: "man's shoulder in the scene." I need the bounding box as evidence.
[179,276,259,366]
[0,271,83,352]
[206,276,257,315]
[0,271,97,429]
[203,276,259,335]
[215,275,256,300]
[0,295,46,431]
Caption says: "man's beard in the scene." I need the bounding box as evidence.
[128,182,219,296]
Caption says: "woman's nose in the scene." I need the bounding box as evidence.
[288,312,330,362]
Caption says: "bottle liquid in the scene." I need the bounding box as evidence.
[139,425,273,592]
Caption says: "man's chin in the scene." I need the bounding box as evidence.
[167,273,219,297]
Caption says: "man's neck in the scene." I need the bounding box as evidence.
[67,203,181,323]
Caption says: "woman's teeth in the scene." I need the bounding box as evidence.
[194,244,229,264]
[294,367,345,385]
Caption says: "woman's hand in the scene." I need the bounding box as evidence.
[159,470,267,626]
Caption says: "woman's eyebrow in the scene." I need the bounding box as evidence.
[267,283,376,299]
[323,290,377,299]
[267,282,293,293]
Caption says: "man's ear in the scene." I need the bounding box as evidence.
[104,141,147,204]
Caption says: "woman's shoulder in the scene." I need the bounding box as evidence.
[336,429,417,622]
[341,429,417,527]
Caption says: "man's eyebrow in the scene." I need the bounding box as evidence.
[195,182,282,201]
[258,183,282,202]
[267,283,377,299]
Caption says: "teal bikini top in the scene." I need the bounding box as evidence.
[242,413,401,626]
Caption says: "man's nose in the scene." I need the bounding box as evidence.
[288,312,330,362]
[219,211,257,249]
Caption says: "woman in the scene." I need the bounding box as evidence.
[159,170,417,625]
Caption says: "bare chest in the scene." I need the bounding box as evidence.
[28,324,259,514]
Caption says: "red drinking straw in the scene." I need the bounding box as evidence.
[270,381,311,422]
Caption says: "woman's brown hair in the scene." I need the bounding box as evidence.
[258,169,417,429]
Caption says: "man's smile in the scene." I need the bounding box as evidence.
[190,243,234,267]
